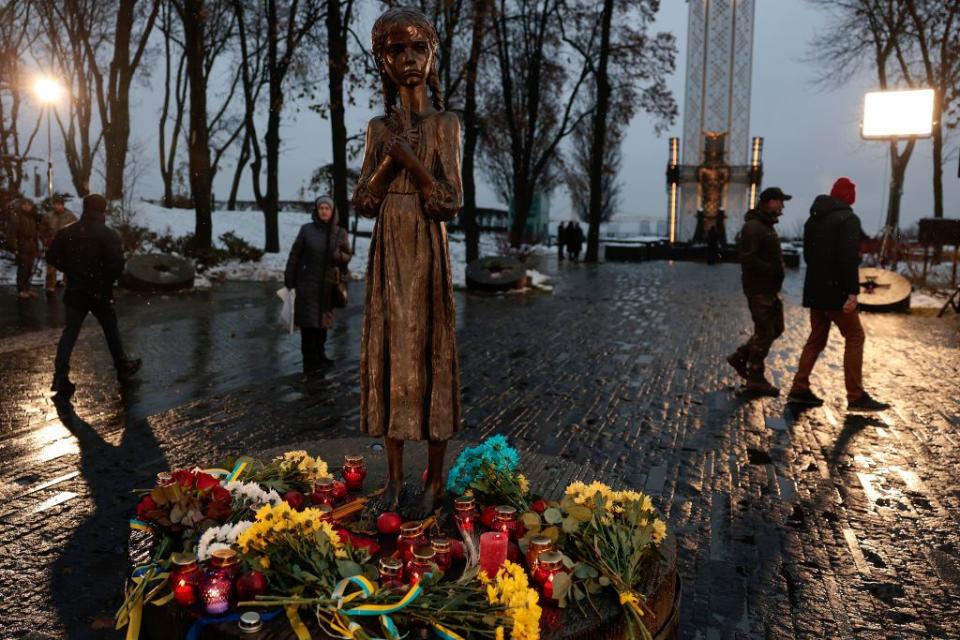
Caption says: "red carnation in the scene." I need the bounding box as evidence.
[171,469,196,488]
[136,495,157,519]
[205,498,233,521]
[195,473,220,492]
[210,485,231,503]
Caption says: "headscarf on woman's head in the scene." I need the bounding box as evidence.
[313,195,337,226]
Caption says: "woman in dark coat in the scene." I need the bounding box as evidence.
[284,196,351,371]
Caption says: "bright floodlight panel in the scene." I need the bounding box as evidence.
[862,89,934,139]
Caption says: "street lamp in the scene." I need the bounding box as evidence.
[32,75,65,199]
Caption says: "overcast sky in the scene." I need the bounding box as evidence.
[29,1,959,236]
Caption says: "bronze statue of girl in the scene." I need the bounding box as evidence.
[352,8,462,516]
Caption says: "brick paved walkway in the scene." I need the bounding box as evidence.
[1,259,959,639]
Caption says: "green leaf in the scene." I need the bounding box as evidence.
[574,563,599,579]
[521,511,542,531]
[336,560,363,578]
[598,576,611,586]
[543,507,563,524]
[567,505,593,522]
[559,495,575,511]
[562,516,581,534]
[552,572,572,602]
[541,526,560,542]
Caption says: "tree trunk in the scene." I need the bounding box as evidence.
[585,0,614,263]
[263,93,282,253]
[182,0,213,248]
[461,0,488,263]
[885,139,915,230]
[103,1,135,201]
[509,176,534,246]
[932,117,943,218]
[326,1,350,231]
[228,130,250,211]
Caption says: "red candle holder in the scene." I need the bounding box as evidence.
[200,574,232,615]
[208,548,240,581]
[479,531,508,577]
[312,477,336,506]
[169,552,201,607]
[342,455,367,492]
[525,535,555,569]
[454,495,476,533]
[378,556,405,592]
[406,545,436,585]
[431,538,452,572]
[532,551,570,603]
[396,521,427,563]
[493,505,520,539]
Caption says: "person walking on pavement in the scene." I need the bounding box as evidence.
[727,187,790,395]
[786,178,890,411]
[557,221,567,262]
[568,221,584,261]
[40,195,78,293]
[6,198,41,298]
[47,193,141,398]
[284,196,352,373]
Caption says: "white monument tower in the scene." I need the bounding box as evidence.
[670,0,759,243]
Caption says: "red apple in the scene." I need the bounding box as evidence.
[377,511,402,535]
[235,570,267,601]
[480,505,498,529]
[531,499,547,514]
[332,481,348,500]
[283,490,305,511]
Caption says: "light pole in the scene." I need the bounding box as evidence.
[31,75,65,199]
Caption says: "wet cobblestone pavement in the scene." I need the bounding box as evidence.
[1,259,959,639]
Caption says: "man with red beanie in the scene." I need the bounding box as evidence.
[786,177,889,411]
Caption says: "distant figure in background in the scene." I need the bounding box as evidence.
[727,187,790,395]
[284,196,352,372]
[6,198,41,298]
[786,177,889,411]
[567,221,584,261]
[40,195,77,293]
[47,193,141,397]
[557,221,567,261]
[706,224,722,265]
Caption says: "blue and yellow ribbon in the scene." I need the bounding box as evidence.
[128,518,152,533]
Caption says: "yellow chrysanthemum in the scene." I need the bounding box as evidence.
[517,474,530,495]
[496,628,505,640]
[482,561,541,640]
[651,518,667,544]
[259,555,270,569]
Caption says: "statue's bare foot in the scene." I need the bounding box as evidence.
[383,481,402,512]
[415,480,442,519]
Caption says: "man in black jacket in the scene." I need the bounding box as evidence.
[46,193,140,397]
[727,187,790,395]
[786,178,889,411]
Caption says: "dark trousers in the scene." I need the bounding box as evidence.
[790,309,865,401]
[300,327,328,369]
[732,293,784,379]
[16,254,36,292]
[54,296,126,379]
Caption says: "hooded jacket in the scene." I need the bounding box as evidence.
[802,195,862,311]
[284,203,352,328]
[45,210,125,302]
[737,208,784,295]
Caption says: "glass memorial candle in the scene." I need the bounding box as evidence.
[493,505,519,538]
[396,521,427,562]
[453,496,476,532]
[431,538,452,572]
[406,545,436,585]
[312,477,336,506]
[532,551,569,603]
[201,574,232,615]
[378,556,405,592]
[525,535,555,569]
[342,455,367,491]
[316,503,334,521]
[479,531,508,577]
[169,552,201,607]
[209,548,240,581]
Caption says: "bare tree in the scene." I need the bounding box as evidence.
[157,0,188,207]
[232,0,325,253]
[902,0,960,218]
[565,0,677,261]
[481,0,595,247]
[808,0,917,230]
[565,115,622,224]
[0,0,43,196]
[35,0,106,197]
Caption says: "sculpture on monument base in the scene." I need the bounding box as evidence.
[351,8,463,518]
[694,132,730,244]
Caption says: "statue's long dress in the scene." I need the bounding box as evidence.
[352,111,462,442]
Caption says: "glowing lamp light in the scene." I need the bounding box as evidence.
[862,89,934,139]
[32,75,65,105]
